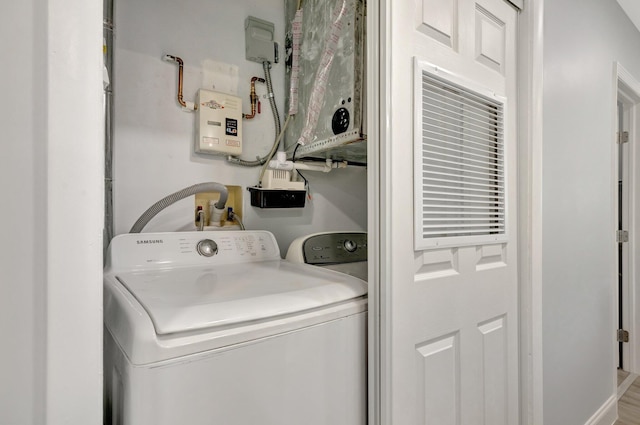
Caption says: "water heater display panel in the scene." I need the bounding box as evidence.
[196,90,242,155]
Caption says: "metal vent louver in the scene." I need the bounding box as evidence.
[414,61,507,249]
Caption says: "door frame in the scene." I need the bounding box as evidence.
[366,0,545,424]
[615,63,640,374]
[366,0,390,423]
[518,1,544,423]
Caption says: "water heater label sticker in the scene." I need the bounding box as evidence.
[225,118,238,136]
[226,140,240,147]
[203,137,219,146]
[202,99,224,109]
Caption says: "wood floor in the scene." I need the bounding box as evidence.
[615,369,640,425]
[620,369,631,386]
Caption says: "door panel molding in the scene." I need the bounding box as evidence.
[415,248,460,281]
[416,333,461,425]
[475,4,506,73]
[478,315,508,425]
[476,243,507,270]
[417,0,459,49]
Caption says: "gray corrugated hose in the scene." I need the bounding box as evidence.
[129,182,229,233]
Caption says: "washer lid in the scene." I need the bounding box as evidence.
[319,261,368,282]
[115,260,367,335]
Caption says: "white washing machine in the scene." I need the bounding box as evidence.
[103,230,367,425]
[286,232,367,282]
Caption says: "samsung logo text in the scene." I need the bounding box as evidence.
[136,239,164,245]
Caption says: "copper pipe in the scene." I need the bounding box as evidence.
[164,54,196,110]
[243,76,265,119]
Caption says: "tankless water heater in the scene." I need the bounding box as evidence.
[284,0,366,163]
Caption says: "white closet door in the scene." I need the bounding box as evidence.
[381,0,520,423]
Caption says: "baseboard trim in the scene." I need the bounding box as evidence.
[618,372,638,399]
[584,394,617,425]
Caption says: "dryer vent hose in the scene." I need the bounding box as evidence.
[129,182,229,233]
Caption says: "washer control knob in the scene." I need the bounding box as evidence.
[197,239,218,257]
[343,239,357,253]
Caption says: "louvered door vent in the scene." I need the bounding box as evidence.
[414,61,507,249]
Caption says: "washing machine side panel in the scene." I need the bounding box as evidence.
[123,313,367,425]
[104,327,127,425]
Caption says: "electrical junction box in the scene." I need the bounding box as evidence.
[195,89,242,156]
[245,16,278,64]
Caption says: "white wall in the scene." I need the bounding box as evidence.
[542,1,640,423]
[113,0,367,252]
[1,1,45,422]
[0,0,104,423]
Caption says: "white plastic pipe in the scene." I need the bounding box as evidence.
[293,159,348,173]
[268,153,349,173]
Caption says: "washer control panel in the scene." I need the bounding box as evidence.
[105,230,281,271]
[302,232,367,265]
